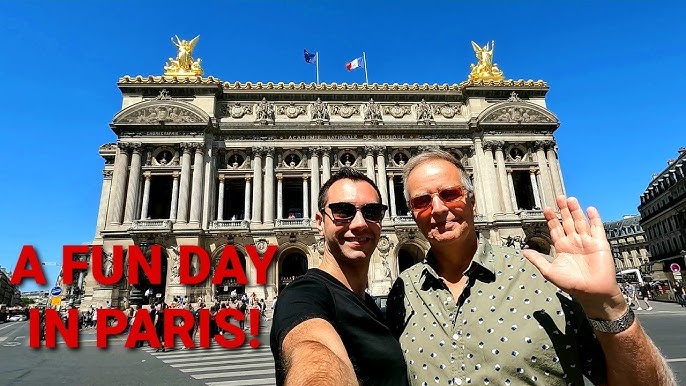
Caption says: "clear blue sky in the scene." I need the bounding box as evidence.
[1,1,684,291]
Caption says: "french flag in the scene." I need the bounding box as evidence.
[346,57,364,71]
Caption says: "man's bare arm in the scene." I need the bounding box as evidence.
[282,318,358,386]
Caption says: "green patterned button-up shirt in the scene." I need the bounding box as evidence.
[386,238,607,386]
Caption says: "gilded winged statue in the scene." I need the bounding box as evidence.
[468,40,504,81]
[164,35,204,76]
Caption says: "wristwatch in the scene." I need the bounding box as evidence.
[586,308,635,334]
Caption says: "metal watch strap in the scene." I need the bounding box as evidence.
[586,308,635,334]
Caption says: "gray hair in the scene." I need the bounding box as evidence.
[402,149,475,201]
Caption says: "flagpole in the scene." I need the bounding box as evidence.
[362,52,368,85]
[316,51,320,85]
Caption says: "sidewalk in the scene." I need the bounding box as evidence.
[632,299,686,315]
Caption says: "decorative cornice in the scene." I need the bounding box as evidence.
[113,99,209,125]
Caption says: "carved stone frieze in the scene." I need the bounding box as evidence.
[224,102,253,118]
[119,104,205,124]
[384,103,411,119]
[483,106,554,124]
[433,103,461,118]
[309,98,330,123]
[363,98,383,125]
[331,103,359,118]
[103,170,113,179]
[254,98,275,124]
[415,99,434,124]
[277,103,308,119]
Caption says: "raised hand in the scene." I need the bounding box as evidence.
[522,196,626,319]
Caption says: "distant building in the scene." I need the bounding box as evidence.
[604,215,650,271]
[21,290,50,305]
[638,147,686,275]
[0,268,22,306]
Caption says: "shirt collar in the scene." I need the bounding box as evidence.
[420,236,496,290]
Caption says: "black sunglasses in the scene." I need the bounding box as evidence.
[321,202,387,223]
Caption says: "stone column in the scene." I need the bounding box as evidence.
[376,146,390,220]
[482,141,502,213]
[388,174,397,217]
[189,143,205,225]
[140,172,152,220]
[216,175,225,221]
[493,141,513,213]
[534,141,555,208]
[244,176,252,221]
[302,175,309,219]
[309,147,321,219]
[276,174,283,220]
[251,147,263,224]
[472,139,491,217]
[321,146,331,184]
[546,142,564,197]
[364,146,376,182]
[176,143,193,223]
[106,142,130,226]
[95,170,113,234]
[506,169,518,211]
[263,147,275,225]
[169,172,180,220]
[529,168,542,209]
[123,143,142,224]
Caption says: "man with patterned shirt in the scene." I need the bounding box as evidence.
[386,150,674,385]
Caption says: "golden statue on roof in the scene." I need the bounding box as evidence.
[468,40,504,82]
[164,35,204,76]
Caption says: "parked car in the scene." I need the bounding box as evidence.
[7,314,27,322]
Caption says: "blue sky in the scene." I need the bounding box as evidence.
[1,1,684,291]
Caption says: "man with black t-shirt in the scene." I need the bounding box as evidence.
[270,167,408,386]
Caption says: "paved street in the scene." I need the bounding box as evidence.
[0,304,685,385]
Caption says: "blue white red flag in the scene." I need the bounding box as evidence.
[345,57,364,71]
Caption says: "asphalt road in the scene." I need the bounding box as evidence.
[0,303,684,385]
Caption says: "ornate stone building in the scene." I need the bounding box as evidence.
[603,215,650,271]
[77,40,567,308]
[638,147,686,275]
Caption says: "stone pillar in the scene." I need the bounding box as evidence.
[546,142,564,197]
[534,141,555,208]
[388,174,397,217]
[140,172,152,220]
[276,174,283,220]
[244,176,252,221]
[217,175,225,221]
[482,141,502,213]
[321,146,331,184]
[169,172,180,221]
[376,146,390,220]
[123,143,142,224]
[176,143,193,223]
[493,141,513,213]
[302,175,309,219]
[472,139,491,217]
[506,169,518,211]
[529,168,542,209]
[95,170,113,235]
[251,147,263,224]
[263,147,275,225]
[309,147,321,219]
[106,143,130,226]
[189,143,205,225]
[364,146,376,182]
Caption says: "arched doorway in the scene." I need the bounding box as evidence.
[279,251,308,293]
[397,244,425,274]
[129,243,168,307]
[214,248,247,301]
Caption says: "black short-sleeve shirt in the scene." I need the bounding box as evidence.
[270,268,408,386]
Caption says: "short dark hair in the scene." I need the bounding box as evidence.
[317,167,381,210]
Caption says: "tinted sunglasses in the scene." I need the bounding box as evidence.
[321,202,387,223]
[408,186,467,212]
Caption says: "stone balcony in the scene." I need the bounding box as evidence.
[209,220,250,230]
[275,218,312,228]
[391,215,415,224]
[519,210,544,220]
[130,219,173,231]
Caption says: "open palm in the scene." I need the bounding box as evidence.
[522,196,619,301]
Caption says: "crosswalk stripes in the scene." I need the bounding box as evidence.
[142,341,276,386]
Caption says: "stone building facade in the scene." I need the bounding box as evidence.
[639,147,686,275]
[76,53,567,308]
[603,215,650,271]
